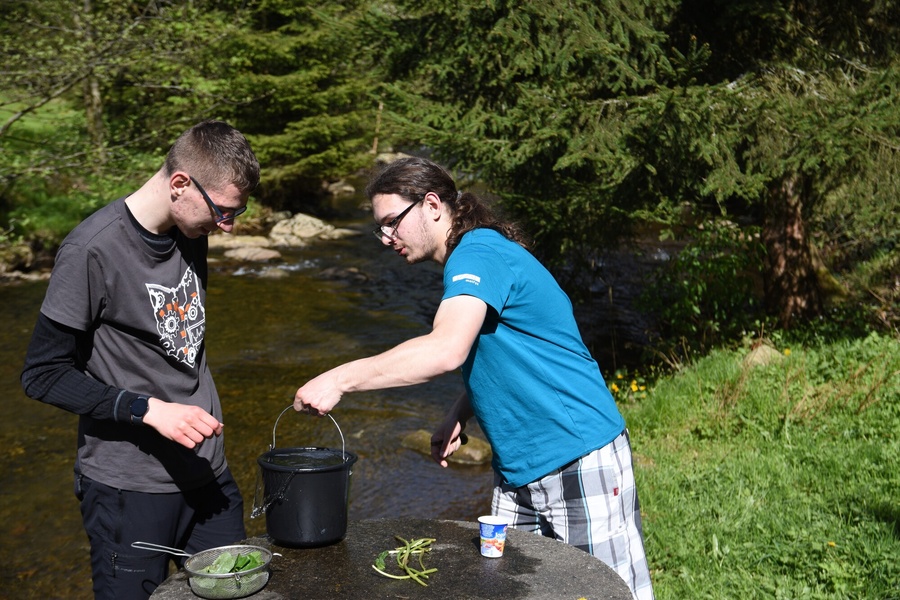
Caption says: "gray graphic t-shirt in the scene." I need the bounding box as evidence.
[41,198,226,493]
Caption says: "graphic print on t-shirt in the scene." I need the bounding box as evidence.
[146,267,204,368]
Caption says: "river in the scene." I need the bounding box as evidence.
[0,199,495,599]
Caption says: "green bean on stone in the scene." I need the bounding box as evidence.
[372,536,438,586]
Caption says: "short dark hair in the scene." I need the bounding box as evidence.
[165,120,260,194]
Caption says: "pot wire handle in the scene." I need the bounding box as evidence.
[272,404,345,460]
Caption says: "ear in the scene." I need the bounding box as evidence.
[423,191,443,220]
[170,172,191,198]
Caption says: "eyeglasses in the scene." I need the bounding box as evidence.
[372,197,422,241]
[190,175,247,224]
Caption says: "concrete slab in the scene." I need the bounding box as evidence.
[151,518,632,600]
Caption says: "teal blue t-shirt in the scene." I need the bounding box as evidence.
[442,229,625,487]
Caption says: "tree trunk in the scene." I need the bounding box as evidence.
[83,73,107,168]
[80,0,107,169]
[761,171,822,327]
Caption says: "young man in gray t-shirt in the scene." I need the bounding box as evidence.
[22,120,260,600]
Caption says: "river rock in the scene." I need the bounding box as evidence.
[207,234,272,249]
[320,266,369,283]
[326,179,356,196]
[400,429,492,465]
[223,247,282,261]
[258,266,289,279]
[269,213,358,248]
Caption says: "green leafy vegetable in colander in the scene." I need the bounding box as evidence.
[193,550,267,592]
[201,550,265,575]
[205,552,237,574]
[233,551,265,572]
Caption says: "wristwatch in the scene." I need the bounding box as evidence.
[130,396,150,425]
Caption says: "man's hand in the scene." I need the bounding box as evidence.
[431,421,467,468]
[294,370,343,416]
[143,398,224,449]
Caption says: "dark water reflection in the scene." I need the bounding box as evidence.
[0,203,493,599]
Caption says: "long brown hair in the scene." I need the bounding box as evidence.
[365,157,529,253]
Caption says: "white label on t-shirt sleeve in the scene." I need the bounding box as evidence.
[452,273,481,285]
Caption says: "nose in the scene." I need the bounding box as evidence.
[217,220,235,233]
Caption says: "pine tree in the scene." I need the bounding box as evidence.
[364,0,900,332]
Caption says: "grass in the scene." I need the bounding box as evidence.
[1,93,163,246]
[617,332,900,599]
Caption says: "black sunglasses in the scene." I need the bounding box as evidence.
[190,176,247,224]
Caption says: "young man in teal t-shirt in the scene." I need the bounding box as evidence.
[294,157,654,600]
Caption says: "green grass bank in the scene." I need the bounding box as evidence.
[618,332,900,599]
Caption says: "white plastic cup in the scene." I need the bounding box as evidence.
[477,515,509,558]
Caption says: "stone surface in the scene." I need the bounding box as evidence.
[150,518,632,600]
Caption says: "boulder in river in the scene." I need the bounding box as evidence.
[207,234,272,249]
[400,429,492,465]
[223,247,282,262]
[269,213,358,248]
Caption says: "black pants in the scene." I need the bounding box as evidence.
[76,468,245,600]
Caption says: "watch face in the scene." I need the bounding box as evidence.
[131,397,149,420]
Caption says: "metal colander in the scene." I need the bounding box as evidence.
[132,542,272,599]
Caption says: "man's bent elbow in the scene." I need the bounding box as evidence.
[21,365,57,402]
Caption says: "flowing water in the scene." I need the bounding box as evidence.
[0,198,495,599]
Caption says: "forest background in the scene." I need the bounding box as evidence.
[2,1,899,598]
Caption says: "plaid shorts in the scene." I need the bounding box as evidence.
[491,430,654,600]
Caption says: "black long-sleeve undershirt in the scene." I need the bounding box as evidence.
[21,312,139,424]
